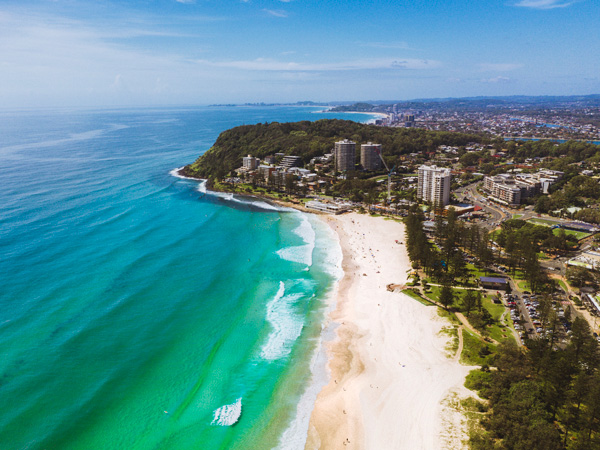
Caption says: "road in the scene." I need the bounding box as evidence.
[454,181,510,227]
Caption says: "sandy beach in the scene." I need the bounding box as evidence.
[305,212,473,450]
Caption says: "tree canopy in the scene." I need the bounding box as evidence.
[181,119,490,178]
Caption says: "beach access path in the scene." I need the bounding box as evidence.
[305,212,474,450]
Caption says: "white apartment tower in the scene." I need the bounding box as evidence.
[360,142,383,171]
[334,139,356,172]
[417,165,451,206]
[242,155,259,170]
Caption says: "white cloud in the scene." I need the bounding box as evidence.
[263,9,288,17]
[481,76,512,83]
[478,63,523,72]
[194,57,441,71]
[514,0,578,9]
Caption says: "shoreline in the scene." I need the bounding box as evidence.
[173,167,328,214]
[170,168,473,448]
[316,110,389,124]
[305,212,473,450]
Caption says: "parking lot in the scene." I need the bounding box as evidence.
[503,292,571,344]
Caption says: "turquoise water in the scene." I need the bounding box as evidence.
[0,106,370,449]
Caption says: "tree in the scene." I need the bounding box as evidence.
[535,195,553,214]
[568,317,598,367]
[449,251,467,284]
[439,282,454,308]
[566,266,595,288]
[462,290,477,317]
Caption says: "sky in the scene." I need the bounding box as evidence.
[1,0,599,107]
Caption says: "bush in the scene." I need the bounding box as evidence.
[465,369,492,392]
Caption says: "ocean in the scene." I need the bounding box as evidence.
[0,106,373,449]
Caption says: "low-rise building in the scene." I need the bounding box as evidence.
[479,276,509,290]
[306,201,351,214]
[280,155,303,169]
[483,169,563,204]
[567,251,600,271]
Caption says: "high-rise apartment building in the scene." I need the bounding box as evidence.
[242,155,259,170]
[360,142,383,171]
[334,139,356,172]
[417,165,451,206]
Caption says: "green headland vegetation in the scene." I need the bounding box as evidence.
[181,119,492,180]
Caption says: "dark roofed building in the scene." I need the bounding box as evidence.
[562,222,598,233]
[479,276,509,290]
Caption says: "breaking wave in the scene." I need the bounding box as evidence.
[261,282,305,361]
[211,398,242,426]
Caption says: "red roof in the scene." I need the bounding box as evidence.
[474,205,483,211]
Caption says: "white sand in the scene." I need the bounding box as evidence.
[305,212,473,450]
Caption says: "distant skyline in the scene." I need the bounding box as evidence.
[1,0,599,107]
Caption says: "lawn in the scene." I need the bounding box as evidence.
[482,296,516,343]
[402,288,435,306]
[556,279,569,292]
[461,293,516,344]
[517,280,531,291]
[528,218,560,227]
[553,228,592,240]
[489,229,501,242]
[460,329,496,365]
[424,284,441,302]
[512,214,523,219]
[537,251,550,260]
[467,263,491,279]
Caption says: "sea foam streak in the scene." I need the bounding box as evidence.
[275,217,344,449]
[276,214,315,267]
[170,168,285,211]
[261,282,304,360]
[169,167,203,182]
[208,190,283,211]
[211,398,242,426]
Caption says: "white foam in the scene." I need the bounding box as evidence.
[261,282,304,361]
[169,167,291,211]
[218,194,284,211]
[313,216,344,281]
[205,189,285,211]
[274,216,344,450]
[276,214,316,267]
[293,214,316,248]
[211,398,242,426]
[274,324,333,450]
[169,166,203,181]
